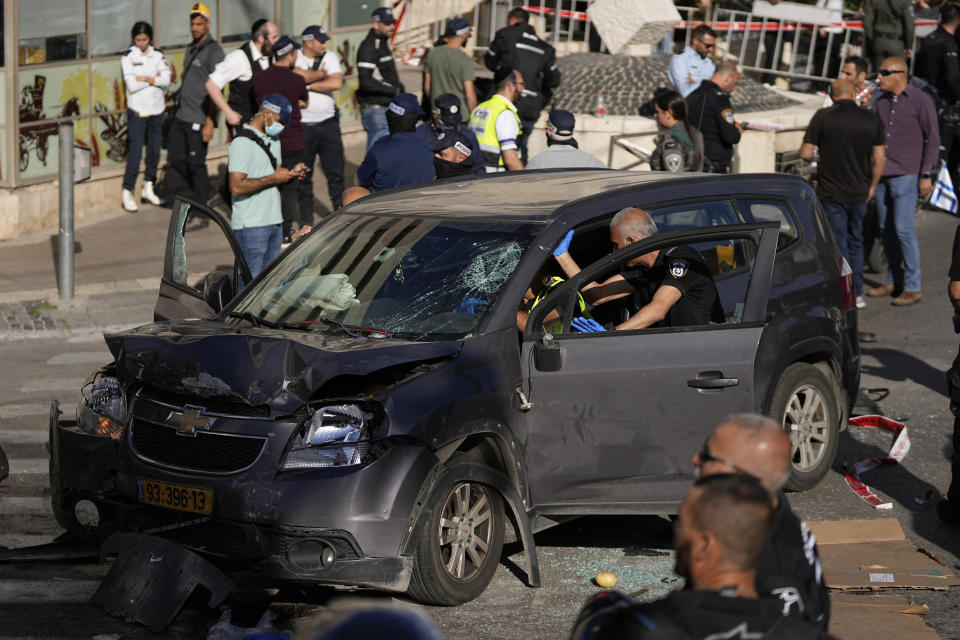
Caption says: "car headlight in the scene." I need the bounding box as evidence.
[76,376,128,441]
[280,404,374,471]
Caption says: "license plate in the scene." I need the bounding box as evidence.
[138,478,213,515]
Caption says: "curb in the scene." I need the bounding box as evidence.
[0,278,159,306]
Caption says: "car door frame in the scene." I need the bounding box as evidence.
[517,221,780,512]
[155,196,253,321]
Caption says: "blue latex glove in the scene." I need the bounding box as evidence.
[454,297,488,314]
[553,230,575,257]
[572,317,606,333]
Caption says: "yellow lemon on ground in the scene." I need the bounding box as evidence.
[595,571,618,588]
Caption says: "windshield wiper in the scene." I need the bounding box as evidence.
[282,318,388,339]
[223,311,277,328]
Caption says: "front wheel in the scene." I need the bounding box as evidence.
[769,363,840,491]
[408,474,505,605]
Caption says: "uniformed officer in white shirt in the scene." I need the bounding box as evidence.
[204,19,279,135]
[121,21,171,212]
[294,25,346,213]
[668,24,717,98]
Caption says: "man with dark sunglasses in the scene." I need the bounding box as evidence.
[694,414,830,631]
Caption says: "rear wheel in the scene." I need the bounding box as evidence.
[769,363,840,491]
[408,472,505,605]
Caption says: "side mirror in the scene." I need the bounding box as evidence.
[533,333,562,372]
[203,271,234,313]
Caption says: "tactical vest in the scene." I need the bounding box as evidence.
[227,43,262,122]
[469,94,521,171]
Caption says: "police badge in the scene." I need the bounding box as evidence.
[665,152,683,172]
[669,258,688,279]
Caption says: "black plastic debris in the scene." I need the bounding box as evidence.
[0,444,8,482]
[93,532,235,632]
[0,534,100,563]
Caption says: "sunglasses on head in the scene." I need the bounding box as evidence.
[877,69,904,77]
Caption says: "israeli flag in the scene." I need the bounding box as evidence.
[931,163,958,215]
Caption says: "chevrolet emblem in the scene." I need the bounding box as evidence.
[165,405,213,437]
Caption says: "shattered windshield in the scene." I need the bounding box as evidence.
[232,215,538,339]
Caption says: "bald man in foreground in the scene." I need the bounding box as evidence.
[553,207,725,332]
[694,414,830,630]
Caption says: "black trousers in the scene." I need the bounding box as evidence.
[948,350,960,504]
[300,119,346,215]
[166,119,215,203]
[941,110,960,196]
[281,149,305,239]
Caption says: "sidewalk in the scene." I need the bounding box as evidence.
[0,130,369,341]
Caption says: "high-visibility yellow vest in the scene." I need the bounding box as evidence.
[469,94,521,172]
[529,276,592,334]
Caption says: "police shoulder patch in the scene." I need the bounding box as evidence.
[721,108,735,125]
[669,258,689,279]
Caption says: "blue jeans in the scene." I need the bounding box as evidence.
[235,224,282,278]
[875,173,922,292]
[122,110,163,191]
[821,200,867,296]
[361,106,389,150]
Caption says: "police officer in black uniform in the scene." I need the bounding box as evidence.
[571,475,828,640]
[484,7,561,162]
[687,61,743,174]
[357,7,405,149]
[552,208,724,333]
[918,3,960,192]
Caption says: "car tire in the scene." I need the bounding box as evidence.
[408,463,505,606]
[769,363,840,491]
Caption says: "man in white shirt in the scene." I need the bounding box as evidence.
[205,18,279,136]
[669,24,717,98]
[525,110,606,170]
[294,25,346,213]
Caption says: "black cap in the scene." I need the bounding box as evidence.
[547,109,575,139]
[445,18,471,37]
[432,93,463,125]
[372,7,396,24]
[271,35,300,58]
[431,129,473,158]
[301,25,330,43]
[388,93,425,117]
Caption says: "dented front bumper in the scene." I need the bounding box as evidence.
[49,399,434,592]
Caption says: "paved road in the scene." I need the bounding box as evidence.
[1,205,959,639]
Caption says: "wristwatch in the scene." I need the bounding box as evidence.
[920,173,932,179]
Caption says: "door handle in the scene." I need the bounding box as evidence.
[687,371,740,389]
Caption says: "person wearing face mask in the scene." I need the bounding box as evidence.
[121,21,170,212]
[431,129,477,179]
[357,93,435,192]
[416,93,484,176]
[254,36,310,242]
[650,90,704,173]
[524,109,606,170]
[228,94,307,277]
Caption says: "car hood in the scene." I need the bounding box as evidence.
[104,320,462,415]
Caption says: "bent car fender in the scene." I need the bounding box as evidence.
[400,460,540,587]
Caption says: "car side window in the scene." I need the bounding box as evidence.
[530,234,761,337]
[646,200,740,231]
[169,200,242,292]
[736,198,800,251]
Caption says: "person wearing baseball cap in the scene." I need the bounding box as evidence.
[165,1,225,213]
[357,93,435,192]
[253,35,309,242]
[295,25,346,214]
[416,93,484,176]
[357,7,405,149]
[525,109,606,170]
[431,129,477,179]
[423,17,476,122]
[228,93,308,277]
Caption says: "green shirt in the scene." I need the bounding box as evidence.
[228,125,282,230]
[424,45,474,122]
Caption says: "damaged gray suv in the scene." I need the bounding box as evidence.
[50,170,859,604]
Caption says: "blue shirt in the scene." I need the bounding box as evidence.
[668,46,716,98]
[228,125,282,230]
[357,131,436,192]
[415,121,486,176]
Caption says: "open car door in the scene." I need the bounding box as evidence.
[519,221,779,513]
[154,197,252,321]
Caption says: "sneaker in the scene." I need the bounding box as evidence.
[937,498,960,525]
[866,282,895,297]
[141,181,162,206]
[891,290,922,306]
[856,296,866,309]
[121,189,138,213]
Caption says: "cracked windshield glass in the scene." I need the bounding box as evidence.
[233,215,538,338]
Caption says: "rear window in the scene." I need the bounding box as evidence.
[737,199,800,251]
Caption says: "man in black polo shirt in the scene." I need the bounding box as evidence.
[553,207,724,331]
[800,78,885,308]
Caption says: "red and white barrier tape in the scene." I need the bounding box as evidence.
[843,415,910,509]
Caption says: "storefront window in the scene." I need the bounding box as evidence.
[155,0,218,49]
[19,1,87,65]
[91,0,153,57]
[221,0,274,43]
[336,0,375,28]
